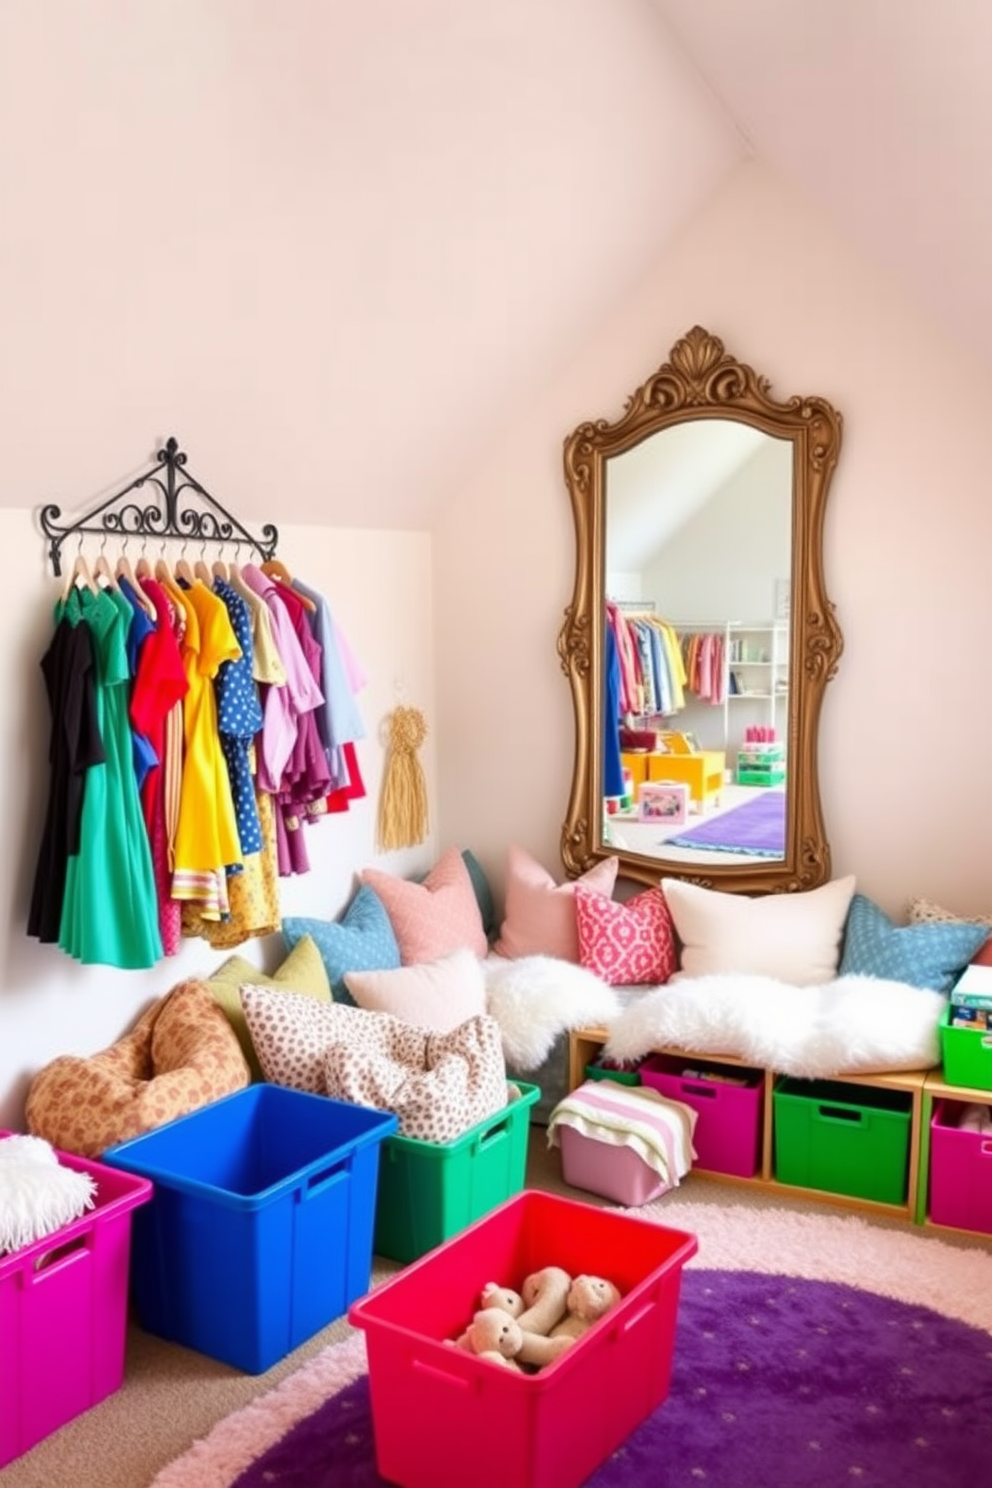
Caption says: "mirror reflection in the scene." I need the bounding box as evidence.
[559,325,843,894]
[603,419,792,867]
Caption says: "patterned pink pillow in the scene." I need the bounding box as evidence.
[574,884,677,986]
[360,846,488,964]
[492,846,619,962]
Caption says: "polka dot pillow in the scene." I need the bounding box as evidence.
[574,884,677,987]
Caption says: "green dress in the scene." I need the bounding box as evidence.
[59,586,163,967]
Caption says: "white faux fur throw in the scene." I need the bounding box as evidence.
[483,954,621,1072]
[603,973,946,1079]
[0,1133,96,1255]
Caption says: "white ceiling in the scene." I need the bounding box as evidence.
[4,1,987,530]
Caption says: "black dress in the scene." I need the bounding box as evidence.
[28,608,105,942]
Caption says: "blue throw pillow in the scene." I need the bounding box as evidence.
[282,884,401,1004]
[839,893,989,992]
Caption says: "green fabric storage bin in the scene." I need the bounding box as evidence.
[938,1003,992,1091]
[773,1077,912,1205]
[374,1083,540,1263]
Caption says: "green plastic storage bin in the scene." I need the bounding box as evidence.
[938,1003,992,1091]
[773,1077,912,1205]
[736,766,786,786]
[584,1063,641,1086]
[374,1083,540,1263]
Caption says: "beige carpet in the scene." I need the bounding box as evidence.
[4,1140,989,1488]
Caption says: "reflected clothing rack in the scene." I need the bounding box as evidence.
[39,436,278,577]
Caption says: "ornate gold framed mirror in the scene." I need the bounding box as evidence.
[558,326,843,894]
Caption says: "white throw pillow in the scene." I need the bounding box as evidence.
[662,875,857,986]
[343,948,486,1033]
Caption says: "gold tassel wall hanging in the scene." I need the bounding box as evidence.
[376,705,429,850]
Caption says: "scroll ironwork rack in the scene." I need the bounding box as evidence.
[40,436,279,577]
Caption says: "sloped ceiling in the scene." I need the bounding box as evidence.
[5,2,984,532]
[0,0,741,530]
[651,0,992,373]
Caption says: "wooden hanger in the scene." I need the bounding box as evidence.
[212,557,229,582]
[92,551,120,592]
[172,550,195,585]
[194,559,213,584]
[62,549,98,600]
[261,557,316,612]
[116,549,157,619]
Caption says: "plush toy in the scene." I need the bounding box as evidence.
[516,1266,571,1335]
[479,1282,524,1318]
[452,1307,524,1368]
[514,1266,574,1370]
[549,1275,621,1341]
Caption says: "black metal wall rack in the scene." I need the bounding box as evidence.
[39,436,278,577]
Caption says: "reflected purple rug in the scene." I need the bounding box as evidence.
[154,1202,992,1488]
[665,789,785,857]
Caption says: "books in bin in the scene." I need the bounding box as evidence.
[950,963,992,1011]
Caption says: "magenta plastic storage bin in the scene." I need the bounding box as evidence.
[0,1134,152,1467]
[929,1099,992,1234]
[348,1189,697,1488]
[559,1124,669,1205]
[639,1055,764,1177]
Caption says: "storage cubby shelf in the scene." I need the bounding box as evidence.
[569,1028,929,1223]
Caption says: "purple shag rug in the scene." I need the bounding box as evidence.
[665,790,785,857]
[227,1269,992,1488]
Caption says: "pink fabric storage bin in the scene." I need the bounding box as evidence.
[348,1189,697,1488]
[929,1099,992,1234]
[639,1056,764,1177]
[558,1124,668,1205]
[0,1134,152,1467]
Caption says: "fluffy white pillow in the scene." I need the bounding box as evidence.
[0,1134,96,1255]
[343,948,486,1032]
[662,875,857,986]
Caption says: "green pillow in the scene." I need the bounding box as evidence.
[207,934,331,1080]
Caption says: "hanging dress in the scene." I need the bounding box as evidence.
[58,585,163,968]
[129,576,190,956]
[170,579,243,915]
[28,602,105,943]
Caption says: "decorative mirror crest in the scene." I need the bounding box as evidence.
[559,326,843,894]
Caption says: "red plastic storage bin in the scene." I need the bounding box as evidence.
[929,1098,992,1234]
[639,1054,764,1177]
[348,1188,697,1488]
[0,1135,152,1467]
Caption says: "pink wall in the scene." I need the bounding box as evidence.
[435,158,992,920]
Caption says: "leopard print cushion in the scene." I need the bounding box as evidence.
[240,982,507,1142]
[239,984,426,1093]
[25,979,250,1158]
[324,1013,508,1142]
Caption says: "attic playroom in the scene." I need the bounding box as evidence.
[1,3,991,1487]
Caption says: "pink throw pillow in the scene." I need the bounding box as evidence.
[361,847,488,965]
[574,884,677,986]
[492,845,619,962]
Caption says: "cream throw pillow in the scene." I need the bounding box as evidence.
[343,948,486,1032]
[662,875,857,986]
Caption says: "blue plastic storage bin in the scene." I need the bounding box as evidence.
[103,1084,398,1373]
